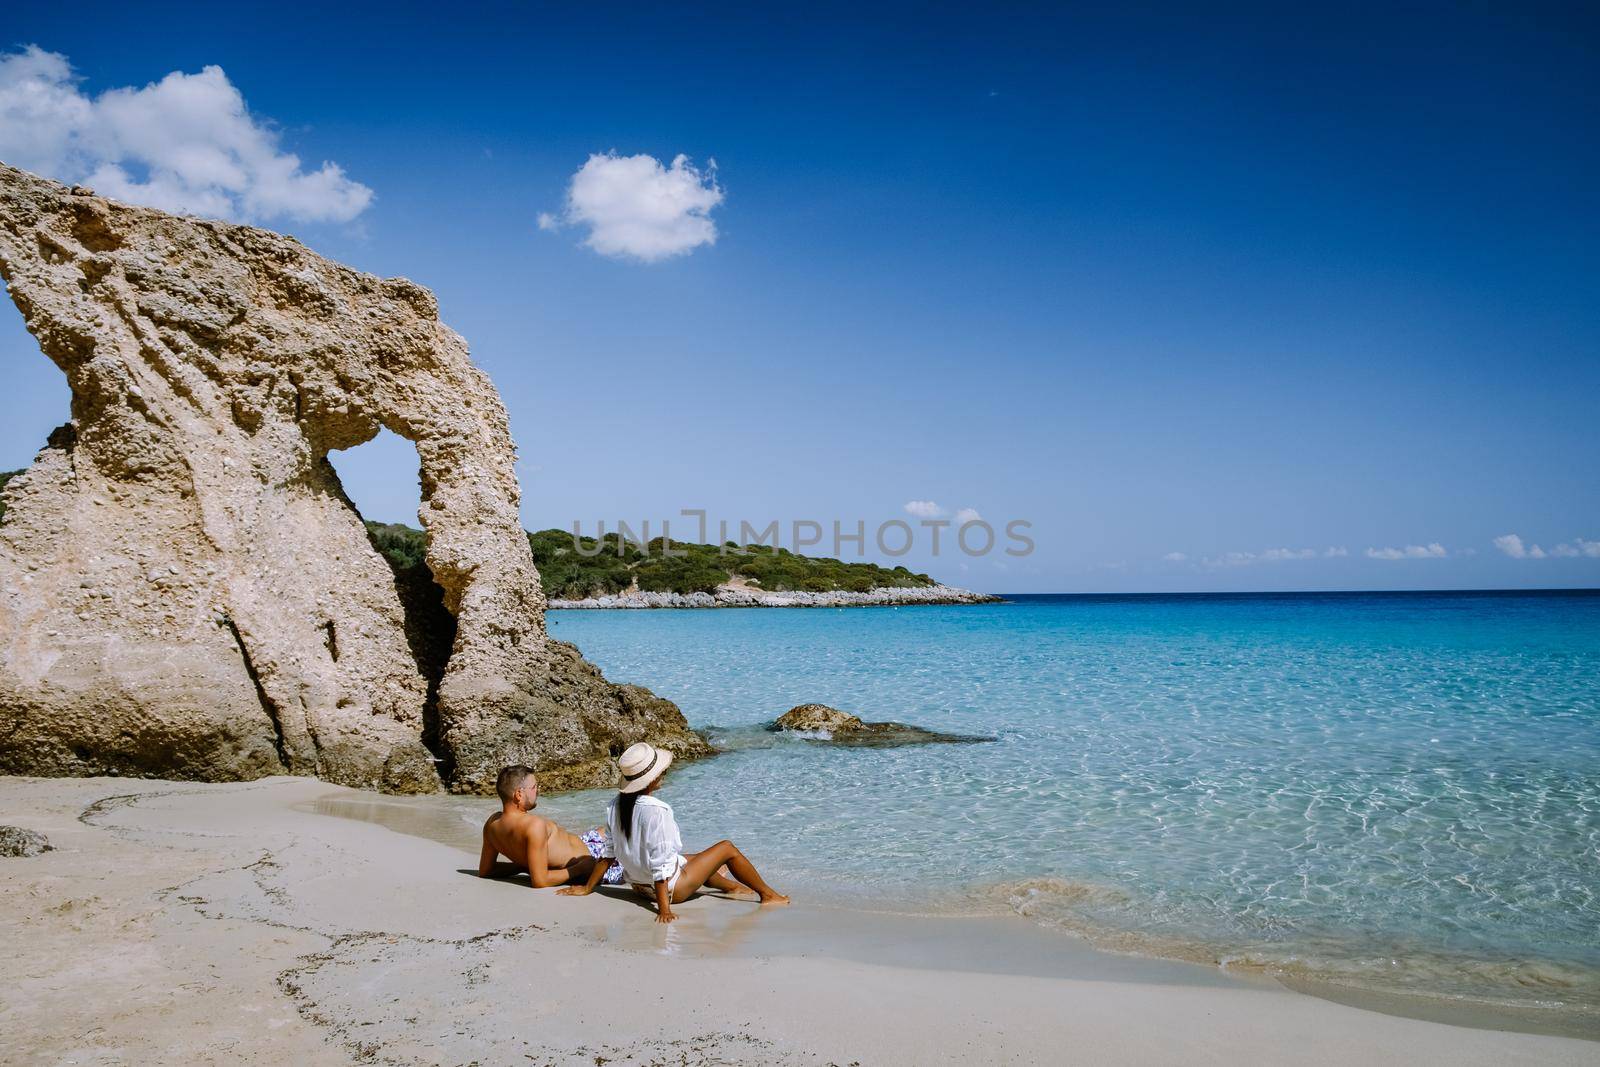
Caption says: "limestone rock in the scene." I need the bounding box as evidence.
[770,703,993,747]
[771,703,992,748]
[0,163,706,793]
[0,826,51,857]
[772,703,864,733]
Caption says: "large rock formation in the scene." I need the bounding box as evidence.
[0,163,708,794]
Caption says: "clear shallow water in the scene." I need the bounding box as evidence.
[537,592,1600,1014]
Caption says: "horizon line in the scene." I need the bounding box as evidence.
[993,587,1600,598]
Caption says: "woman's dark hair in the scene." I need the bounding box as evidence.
[616,790,640,841]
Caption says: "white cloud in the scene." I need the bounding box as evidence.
[1324,546,1349,558]
[541,151,723,262]
[1495,533,1600,560]
[0,45,371,224]
[1203,551,1258,568]
[1366,543,1448,561]
[903,500,946,519]
[1198,546,1340,568]
[1494,533,1532,559]
[1162,551,1188,563]
[0,46,90,177]
[954,507,982,525]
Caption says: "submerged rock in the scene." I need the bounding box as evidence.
[0,826,51,857]
[769,704,994,746]
[0,164,706,794]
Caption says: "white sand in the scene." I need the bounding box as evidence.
[1,775,1594,1065]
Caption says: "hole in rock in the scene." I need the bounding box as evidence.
[327,429,457,769]
[0,293,74,515]
[326,428,423,527]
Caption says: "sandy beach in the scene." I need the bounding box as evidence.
[2,775,1593,1066]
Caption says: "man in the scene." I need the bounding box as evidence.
[478,765,624,889]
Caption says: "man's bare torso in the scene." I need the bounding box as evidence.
[482,810,590,870]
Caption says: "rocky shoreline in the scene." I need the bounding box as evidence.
[548,583,1004,609]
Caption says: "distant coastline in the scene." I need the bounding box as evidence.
[359,520,992,605]
[548,583,1003,609]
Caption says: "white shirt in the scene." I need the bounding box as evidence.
[601,794,685,885]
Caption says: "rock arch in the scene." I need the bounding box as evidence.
[0,163,706,792]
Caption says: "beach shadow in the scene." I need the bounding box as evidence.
[599,883,763,910]
[453,867,779,956]
[455,866,537,890]
[594,885,658,913]
[454,868,757,912]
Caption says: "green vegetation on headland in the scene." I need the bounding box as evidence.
[0,467,934,597]
[374,522,937,598]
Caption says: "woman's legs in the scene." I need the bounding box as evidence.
[673,840,790,905]
[702,865,754,896]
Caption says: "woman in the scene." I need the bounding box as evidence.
[559,742,790,922]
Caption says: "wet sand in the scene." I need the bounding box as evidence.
[2,775,1594,1065]
[305,793,1249,985]
[309,789,1600,1041]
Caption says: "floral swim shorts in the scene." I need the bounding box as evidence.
[580,828,626,885]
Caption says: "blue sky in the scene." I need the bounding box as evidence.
[1,3,1596,592]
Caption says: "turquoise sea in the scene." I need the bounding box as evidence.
[535,591,1600,1016]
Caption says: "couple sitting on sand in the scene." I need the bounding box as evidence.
[478,742,790,923]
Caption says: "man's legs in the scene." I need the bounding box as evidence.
[563,854,597,884]
[672,840,789,905]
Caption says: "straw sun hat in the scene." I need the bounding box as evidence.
[617,742,673,794]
